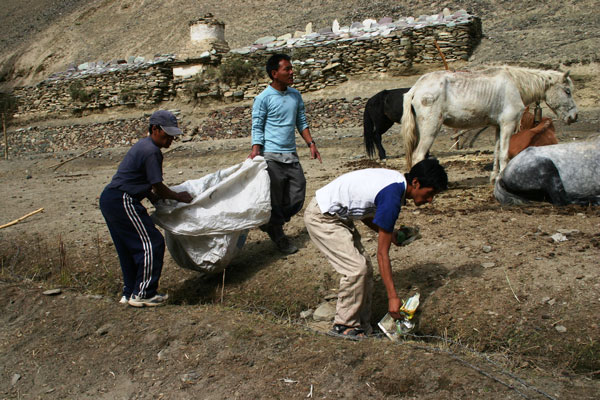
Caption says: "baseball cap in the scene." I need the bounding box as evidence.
[149,110,183,136]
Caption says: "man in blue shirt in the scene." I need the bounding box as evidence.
[249,53,322,254]
[304,159,448,339]
[100,110,193,307]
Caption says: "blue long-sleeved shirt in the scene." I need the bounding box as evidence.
[251,85,309,153]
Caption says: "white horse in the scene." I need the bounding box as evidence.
[400,66,578,181]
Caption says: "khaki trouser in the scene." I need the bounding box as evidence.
[304,197,374,331]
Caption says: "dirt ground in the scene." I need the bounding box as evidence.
[2,70,600,399]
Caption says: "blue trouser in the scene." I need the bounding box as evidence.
[99,187,165,299]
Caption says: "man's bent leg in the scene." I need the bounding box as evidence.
[304,198,371,328]
[100,188,138,298]
[118,194,165,299]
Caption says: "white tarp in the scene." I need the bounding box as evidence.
[152,157,271,274]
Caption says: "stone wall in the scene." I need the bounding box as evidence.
[12,63,175,121]
[11,13,481,120]
[175,16,480,103]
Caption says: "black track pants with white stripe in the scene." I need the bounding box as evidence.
[100,187,165,299]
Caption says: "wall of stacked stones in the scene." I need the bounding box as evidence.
[12,64,174,120]
[175,19,479,102]
[11,18,480,119]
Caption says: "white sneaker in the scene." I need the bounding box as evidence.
[119,295,129,304]
[128,293,168,307]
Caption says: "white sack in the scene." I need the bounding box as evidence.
[152,157,271,274]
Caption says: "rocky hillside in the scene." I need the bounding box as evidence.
[1,0,599,87]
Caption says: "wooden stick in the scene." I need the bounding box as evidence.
[0,208,44,229]
[434,39,449,71]
[504,269,521,303]
[49,146,99,171]
[2,113,7,160]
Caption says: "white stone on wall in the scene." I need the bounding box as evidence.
[173,64,205,78]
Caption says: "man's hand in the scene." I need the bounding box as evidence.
[175,191,193,203]
[248,144,262,159]
[388,296,402,320]
[310,143,322,163]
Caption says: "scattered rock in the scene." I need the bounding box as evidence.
[11,373,21,386]
[481,262,495,269]
[300,309,314,319]
[555,325,567,333]
[95,323,113,336]
[551,233,568,243]
[181,371,202,383]
[43,288,62,296]
[482,245,492,253]
[313,302,336,321]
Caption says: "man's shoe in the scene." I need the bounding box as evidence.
[275,236,298,255]
[119,295,130,304]
[128,293,168,307]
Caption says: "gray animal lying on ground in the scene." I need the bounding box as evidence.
[494,137,600,206]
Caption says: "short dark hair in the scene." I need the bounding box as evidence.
[405,158,448,192]
[266,53,291,80]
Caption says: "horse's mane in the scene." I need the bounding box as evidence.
[480,66,569,105]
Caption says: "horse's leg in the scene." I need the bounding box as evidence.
[411,111,443,165]
[363,108,377,158]
[497,120,519,176]
[491,127,501,182]
[543,163,570,205]
[374,119,394,160]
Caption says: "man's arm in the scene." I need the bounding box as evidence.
[249,96,267,159]
[299,128,322,163]
[363,217,402,318]
[377,228,402,319]
[152,182,193,203]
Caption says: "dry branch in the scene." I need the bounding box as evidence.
[0,208,44,229]
[434,39,449,71]
[49,146,99,171]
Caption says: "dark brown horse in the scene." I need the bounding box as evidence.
[363,88,410,160]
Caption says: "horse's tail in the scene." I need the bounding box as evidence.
[363,106,376,158]
[401,88,417,168]
[493,178,530,205]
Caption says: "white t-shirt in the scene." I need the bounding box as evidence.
[315,168,407,232]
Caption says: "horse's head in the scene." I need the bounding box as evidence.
[545,71,578,124]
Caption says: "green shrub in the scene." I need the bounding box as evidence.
[203,66,219,80]
[218,55,262,86]
[0,91,17,118]
[88,88,100,102]
[185,75,211,99]
[69,81,91,103]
